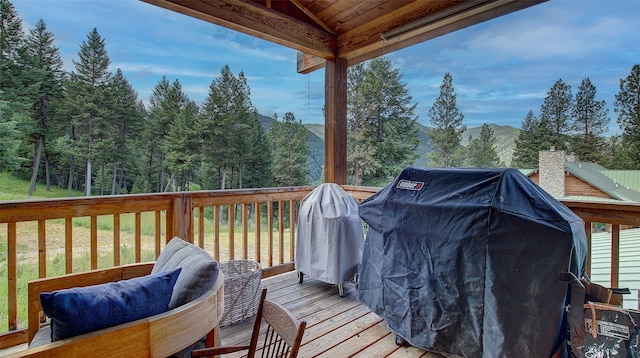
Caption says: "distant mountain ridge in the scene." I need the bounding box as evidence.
[258,114,520,184]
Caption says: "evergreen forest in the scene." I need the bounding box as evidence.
[2,0,640,196]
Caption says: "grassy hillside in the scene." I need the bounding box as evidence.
[0,172,84,201]
[461,124,519,166]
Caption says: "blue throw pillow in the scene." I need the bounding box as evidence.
[40,268,181,341]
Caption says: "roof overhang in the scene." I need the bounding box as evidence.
[141,0,547,73]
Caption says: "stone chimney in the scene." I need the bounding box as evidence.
[539,147,566,197]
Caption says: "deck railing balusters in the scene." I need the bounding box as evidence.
[114,214,121,266]
[1,187,638,350]
[91,215,98,269]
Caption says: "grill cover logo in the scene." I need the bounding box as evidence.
[396,179,424,191]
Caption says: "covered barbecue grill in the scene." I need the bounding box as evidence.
[357,167,588,357]
[295,183,364,296]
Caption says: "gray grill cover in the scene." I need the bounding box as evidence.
[295,183,364,285]
[357,167,587,357]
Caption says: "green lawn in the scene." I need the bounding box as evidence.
[0,172,84,201]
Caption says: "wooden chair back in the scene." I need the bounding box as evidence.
[192,288,306,358]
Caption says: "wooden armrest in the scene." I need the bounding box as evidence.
[191,345,250,357]
[27,262,155,343]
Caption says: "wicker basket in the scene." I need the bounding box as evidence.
[219,260,262,327]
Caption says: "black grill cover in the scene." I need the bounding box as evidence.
[357,167,587,357]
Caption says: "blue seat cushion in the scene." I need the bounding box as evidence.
[40,268,181,341]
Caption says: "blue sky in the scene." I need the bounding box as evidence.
[11,0,640,134]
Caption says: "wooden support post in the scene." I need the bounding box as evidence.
[585,221,591,277]
[324,57,347,184]
[611,224,620,288]
[171,195,192,242]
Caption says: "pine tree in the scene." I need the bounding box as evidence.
[600,135,630,169]
[347,62,378,186]
[200,65,258,190]
[0,0,25,102]
[347,57,419,186]
[62,28,113,195]
[540,78,572,150]
[109,69,143,194]
[511,110,552,168]
[22,19,64,196]
[164,99,199,191]
[143,76,171,192]
[0,0,28,174]
[270,112,308,186]
[614,64,640,168]
[0,99,22,171]
[569,78,609,163]
[465,124,502,167]
[242,118,273,189]
[427,72,465,167]
[229,71,259,189]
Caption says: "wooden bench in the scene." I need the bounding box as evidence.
[6,262,224,358]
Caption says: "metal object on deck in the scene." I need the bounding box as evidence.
[358,167,588,357]
[295,183,364,297]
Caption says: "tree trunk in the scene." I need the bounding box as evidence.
[28,137,44,196]
[112,161,117,195]
[119,159,126,194]
[100,161,105,195]
[238,162,243,189]
[221,168,227,190]
[164,173,175,192]
[44,139,51,190]
[67,156,75,196]
[45,154,51,191]
[146,148,154,193]
[85,159,92,196]
[160,163,166,193]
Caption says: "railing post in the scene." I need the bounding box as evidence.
[171,194,193,242]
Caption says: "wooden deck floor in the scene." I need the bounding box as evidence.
[219,271,443,358]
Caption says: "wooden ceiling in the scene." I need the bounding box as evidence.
[142,0,546,73]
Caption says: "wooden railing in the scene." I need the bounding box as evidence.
[0,186,638,350]
[0,186,319,348]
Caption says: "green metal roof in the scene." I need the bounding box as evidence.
[565,162,640,202]
[601,170,640,192]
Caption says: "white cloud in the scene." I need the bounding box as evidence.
[113,62,212,79]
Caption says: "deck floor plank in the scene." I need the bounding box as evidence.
[220,271,439,358]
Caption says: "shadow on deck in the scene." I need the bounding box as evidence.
[219,271,442,358]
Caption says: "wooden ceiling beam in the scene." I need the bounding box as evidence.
[141,0,336,59]
[297,0,546,73]
[297,52,325,74]
[290,0,336,35]
[339,0,546,66]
